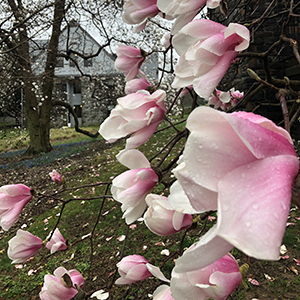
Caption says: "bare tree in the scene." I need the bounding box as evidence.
[0,0,122,154]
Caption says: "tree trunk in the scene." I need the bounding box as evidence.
[25,113,52,155]
[6,0,66,155]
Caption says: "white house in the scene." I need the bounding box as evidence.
[30,21,159,127]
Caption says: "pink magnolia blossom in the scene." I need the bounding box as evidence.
[157,0,222,33]
[0,184,33,231]
[49,170,63,184]
[172,20,250,99]
[125,78,153,94]
[208,89,231,110]
[39,267,84,300]
[111,150,158,224]
[144,194,193,236]
[171,253,242,300]
[173,106,299,273]
[153,285,174,300]
[115,255,152,284]
[115,45,146,81]
[157,0,221,17]
[122,0,160,32]
[46,228,67,254]
[99,90,166,149]
[7,229,43,264]
[230,88,244,105]
[209,88,244,110]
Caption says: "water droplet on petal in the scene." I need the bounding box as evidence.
[246,221,251,227]
[222,204,229,212]
[252,203,259,210]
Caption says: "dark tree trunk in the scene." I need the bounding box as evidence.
[6,0,66,155]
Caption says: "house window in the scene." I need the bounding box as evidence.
[84,58,93,67]
[56,57,64,67]
[69,53,78,67]
[73,79,81,93]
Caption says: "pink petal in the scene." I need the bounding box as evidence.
[192,50,238,99]
[126,122,161,149]
[174,225,233,273]
[217,155,299,260]
[168,181,201,214]
[172,162,218,212]
[146,263,170,282]
[293,258,300,265]
[116,149,150,169]
[172,19,226,55]
[184,107,257,191]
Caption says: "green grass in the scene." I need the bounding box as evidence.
[0,126,99,153]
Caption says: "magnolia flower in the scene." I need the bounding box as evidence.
[115,255,152,284]
[0,184,33,231]
[230,88,244,105]
[99,90,166,149]
[144,194,193,236]
[125,78,153,94]
[172,20,250,99]
[49,170,63,184]
[153,285,174,300]
[157,0,222,34]
[209,89,244,110]
[7,229,43,264]
[172,106,299,273]
[46,228,67,254]
[157,0,221,17]
[122,0,160,32]
[111,150,158,224]
[171,253,242,300]
[115,254,169,285]
[115,45,146,81]
[208,90,231,110]
[39,267,84,300]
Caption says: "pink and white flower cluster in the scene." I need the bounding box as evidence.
[4,1,295,299]
[46,228,67,254]
[99,89,166,149]
[40,267,84,300]
[115,45,146,81]
[172,106,299,273]
[112,106,299,299]
[209,88,244,110]
[144,194,193,236]
[115,252,242,300]
[111,149,159,224]
[7,227,67,264]
[171,253,242,299]
[122,0,160,32]
[7,229,43,264]
[0,184,33,231]
[172,19,250,99]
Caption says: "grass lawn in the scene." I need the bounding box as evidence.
[0,122,300,299]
